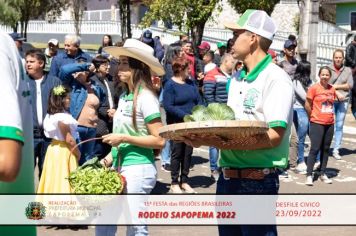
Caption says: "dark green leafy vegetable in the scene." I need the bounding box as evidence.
[183,103,235,122]
[68,157,123,194]
[77,157,102,170]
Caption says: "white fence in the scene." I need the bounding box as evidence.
[0,20,121,35]
[83,9,119,21]
[201,27,348,66]
[0,20,352,67]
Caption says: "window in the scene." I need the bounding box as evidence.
[351,12,356,31]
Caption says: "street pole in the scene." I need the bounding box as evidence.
[298,0,310,61]
[298,0,309,55]
[308,0,319,81]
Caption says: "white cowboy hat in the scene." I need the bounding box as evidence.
[103,38,165,76]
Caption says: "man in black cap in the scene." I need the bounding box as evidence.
[278,39,298,78]
[141,29,164,62]
[278,39,299,176]
[9,32,26,58]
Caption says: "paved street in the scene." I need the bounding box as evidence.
[37,112,356,236]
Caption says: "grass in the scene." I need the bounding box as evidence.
[31,42,100,50]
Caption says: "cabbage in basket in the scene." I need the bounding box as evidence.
[183,103,235,122]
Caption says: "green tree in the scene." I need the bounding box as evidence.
[45,0,71,23]
[14,0,41,38]
[141,0,220,48]
[2,0,69,38]
[0,0,19,28]
[227,0,279,15]
[319,0,336,24]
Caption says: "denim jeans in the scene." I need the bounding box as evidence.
[33,136,51,179]
[77,125,97,165]
[293,108,309,164]
[95,164,157,236]
[161,140,171,165]
[159,87,164,104]
[216,172,279,236]
[289,124,298,168]
[209,146,219,171]
[333,101,348,153]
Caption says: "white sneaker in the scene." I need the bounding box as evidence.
[181,183,197,194]
[296,162,307,174]
[313,161,321,171]
[279,170,289,178]
[333,152,342,160]
[170,185,183,194]
[305,176,313,186]
[320,174,332,184]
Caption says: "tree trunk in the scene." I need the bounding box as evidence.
[190,21,206,51]
[72,0,84,36]
[20,20,24,37]
[126,0,131,38]
[119,0,126,40]
[74,10,82,36]
[13,23,18,33]
[118,0,131,40]
[24,19,28,41]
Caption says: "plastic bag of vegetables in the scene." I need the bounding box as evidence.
[68,157,125,194]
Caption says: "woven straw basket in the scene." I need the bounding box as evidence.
[159,120,268,145]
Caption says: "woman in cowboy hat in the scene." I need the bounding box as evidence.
[97,39,165,236]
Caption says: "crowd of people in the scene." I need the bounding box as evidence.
[1,8,356,236]
[275,35,355,186]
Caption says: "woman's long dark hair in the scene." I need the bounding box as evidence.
[163,44,181,66]
[123,57,156,131]
[102,34,113,47]
[125,57,161,156]
[293,60,312,89]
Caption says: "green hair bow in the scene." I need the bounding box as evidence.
[53,85,66,96]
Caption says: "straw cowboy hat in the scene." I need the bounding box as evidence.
[104,38,165,76]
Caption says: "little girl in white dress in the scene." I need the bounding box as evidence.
[37,85,81,193]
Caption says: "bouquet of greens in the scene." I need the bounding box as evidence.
[183,103,235,122]
[68,157,125,194]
